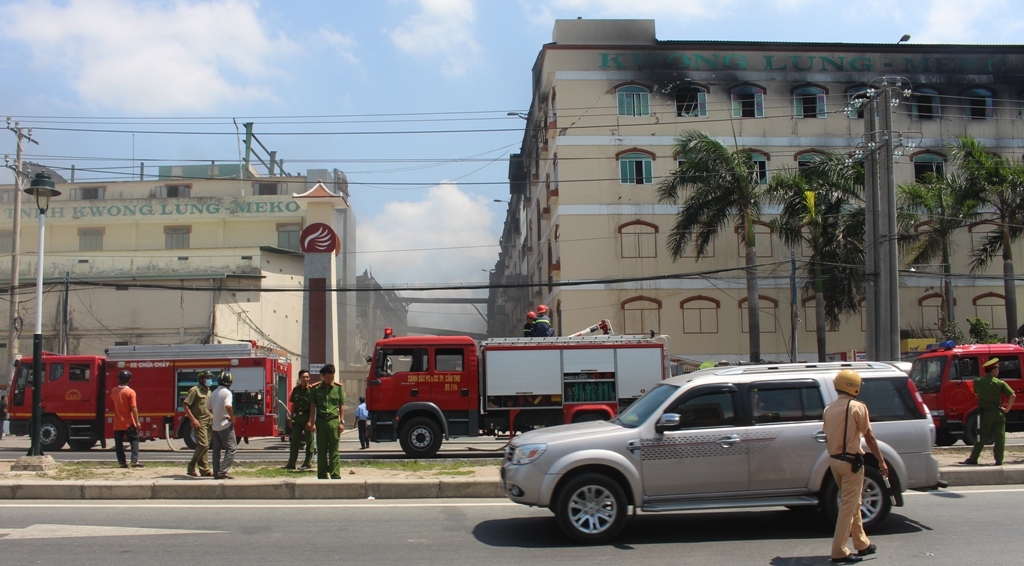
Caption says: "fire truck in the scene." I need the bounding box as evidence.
[7,343,292,451]
[908,341,1024,446]
[366,332,670,458]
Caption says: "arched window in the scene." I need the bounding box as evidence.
[735,221,773,258]
[962,87,995,119]
[622,296,661,335]
[740,149,770,184]
[793,85,827,118]
[911,87,941,120]
[619,220,657,259]
[802,296,837,333]
[973,293,1006,330]
[617,85,650,117]
[739,295,778,334]
[919,293,945,331]
[731,84,765,118]
[675,86,708,117]
[912,152,945,181]
[969,220,1000,251]
[617,149,654,185]
[796,150,825,171]
[681,296,720,334]
[847,86,870,119]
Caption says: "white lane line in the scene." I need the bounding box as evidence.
[0,524,223,540]
[904,487,1024,495]
[0,501,521,509]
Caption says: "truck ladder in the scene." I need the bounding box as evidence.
[482,335,661,347]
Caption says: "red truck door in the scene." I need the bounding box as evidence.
[946,354,982,421]
[994,353,1024,408]
[429,345,476,412]
[374,345,430,404]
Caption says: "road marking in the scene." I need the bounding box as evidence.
[904,487,1024,495]
[0,501,519,509]
[0,524,223,540]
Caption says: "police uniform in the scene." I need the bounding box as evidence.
[183,383,212,476]
[965,358,1015,465]
[285,383,315,469]
[822,370,884,563]
[310,382,346,479]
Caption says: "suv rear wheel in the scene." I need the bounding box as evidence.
[823,466,892,530]
[554,473,627,544]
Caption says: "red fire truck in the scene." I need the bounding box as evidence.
[366,334,670,458]
[908,341,1024,446]
[7,343,292,451]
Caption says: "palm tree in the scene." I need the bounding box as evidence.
[951,136,1024,340]
[658,131,770,362]
[767,152,865,361]
[897,171,980,333]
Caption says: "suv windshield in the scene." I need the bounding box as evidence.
[910,357,946,394]
[612,383,678,428]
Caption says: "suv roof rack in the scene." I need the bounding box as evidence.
[719,361,896,375]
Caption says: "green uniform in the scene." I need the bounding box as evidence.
[310,382,346,479]
[967,374,1015,464]
[286,384,315,469]
[183,385,212,475]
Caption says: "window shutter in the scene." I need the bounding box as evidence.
[643,160,653,184]
[755,92,765,117]
[155,186,166,198]
[816,93,826,117]
[620,159,631,184]
[70,188,79,200]
[697,92,707,117]
[732,93,741,117]
[97,187,105,199]
[985,97,994,118]
[639,94,649,116]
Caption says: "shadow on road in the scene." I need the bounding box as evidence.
[472,510,930,549]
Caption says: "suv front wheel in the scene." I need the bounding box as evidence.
[823,466,892,530]
[554,473,627,544]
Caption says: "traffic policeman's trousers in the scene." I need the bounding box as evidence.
[829,458,871,560]
[316,417,341,479]
[968,409,1007,464]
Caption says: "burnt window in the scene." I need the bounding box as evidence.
[675,87,708,117]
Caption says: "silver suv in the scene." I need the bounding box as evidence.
[501,362,943,543]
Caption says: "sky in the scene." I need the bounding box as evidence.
[1,0,1022,333]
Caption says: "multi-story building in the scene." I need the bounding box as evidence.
[493,19,1024,364]
[0,165,358,380]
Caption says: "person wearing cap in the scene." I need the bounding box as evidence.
[962,357,1016,466]
[822,369,888,564]
[284,369,316,470]
[308,364,346,479]
[182,371,214,477]
[522,311,537,337]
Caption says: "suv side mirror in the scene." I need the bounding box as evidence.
[656,413,681,433]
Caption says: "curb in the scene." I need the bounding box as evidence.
[0,477,505,500]
[1,467,1020,500]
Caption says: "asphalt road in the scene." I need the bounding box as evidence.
[0,486,1021,565]
[0,432,509,461]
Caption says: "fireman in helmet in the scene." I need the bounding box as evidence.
[822,370,888,563]
[529,305,554,337]
[522,311,537,337]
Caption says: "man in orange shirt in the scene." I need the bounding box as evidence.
[111,370,144,469]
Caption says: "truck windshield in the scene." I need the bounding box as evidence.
[910,357,946,394]
[611,383,679,429]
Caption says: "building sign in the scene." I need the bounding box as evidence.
[299,223,340,254]
[1,197,303,221]
[597,52,1013,74]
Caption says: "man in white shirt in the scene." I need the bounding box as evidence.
[206,372,237,479]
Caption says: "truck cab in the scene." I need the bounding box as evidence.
[909,341,1024,445]
[9,354,106,450]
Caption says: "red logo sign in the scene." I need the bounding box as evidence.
[299,223,340,254]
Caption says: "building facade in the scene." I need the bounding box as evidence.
[493,19,1024,364]
[1,166,358,380]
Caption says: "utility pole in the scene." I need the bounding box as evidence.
[790,251,798,362]
[4,118,38,380]
[855,79,912,361]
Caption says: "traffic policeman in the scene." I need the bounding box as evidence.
[822,369,888,564]
[308,364,346,480]
[284,369,316,470]
[962,358,1016,466]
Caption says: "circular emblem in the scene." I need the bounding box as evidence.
[299,223,340,253]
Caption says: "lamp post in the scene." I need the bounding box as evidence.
[24,172,60,457]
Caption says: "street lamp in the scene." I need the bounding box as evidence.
[23,172,60,457]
